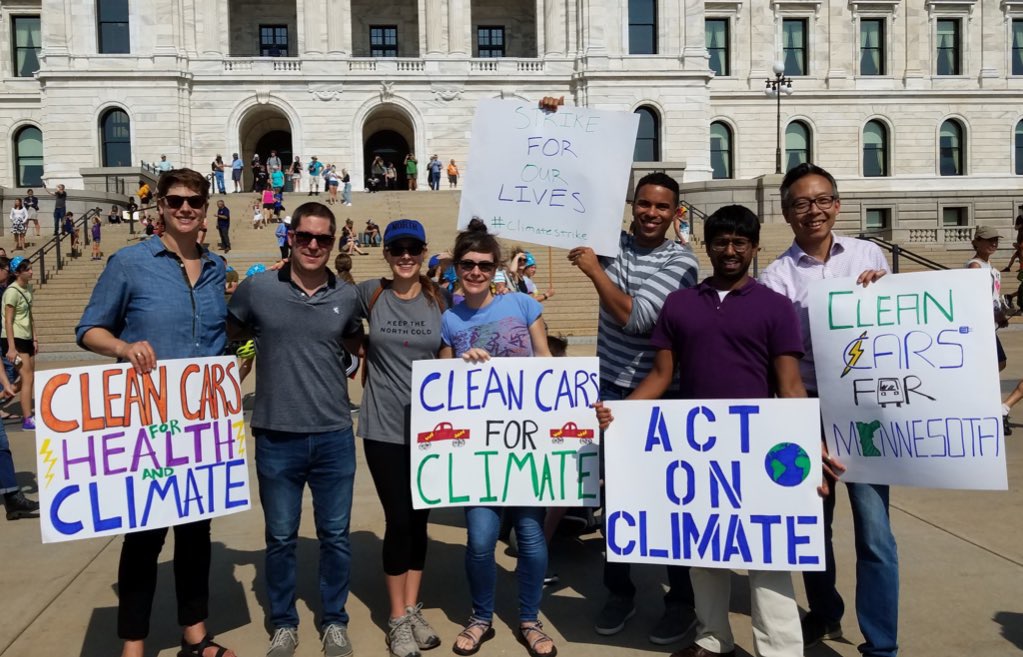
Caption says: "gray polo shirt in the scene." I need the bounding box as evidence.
[228,267,363,433]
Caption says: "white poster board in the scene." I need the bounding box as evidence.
[603,398,825,571]
[808,269,1006,489]
[457,99,640,257]
[34,357,251,543]
[410,357,601,509]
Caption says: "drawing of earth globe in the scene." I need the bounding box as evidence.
[764,442,811,487]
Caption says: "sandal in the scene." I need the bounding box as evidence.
[178,633,232,657]
[518,621,557,657]
[452,617,495,656]
[0,412,21,422]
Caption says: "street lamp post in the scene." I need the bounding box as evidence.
[764,60,794,174]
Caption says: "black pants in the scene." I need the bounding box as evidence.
[218,225,230,250]
[364,439,431,575]
[117,520,212,640]
[279,245,290,260]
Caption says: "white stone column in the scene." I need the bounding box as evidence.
[448,0,470,55]
[302,0,325,54]
[41,0,70,54]
[544,0,564,56]
[581,0,606,54]
[200,0,223,55]
[325,0,352,54]
[425,0,447,55]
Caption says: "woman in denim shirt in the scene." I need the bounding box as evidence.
[75,169,235,657]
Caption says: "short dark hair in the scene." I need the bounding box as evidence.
[635,172,680,207]
[156,169,210,199]
[704,205,761,244]
[780,163,839,211]
[291,201,336,234]
[547,334,568,358]
[453,221,502,263]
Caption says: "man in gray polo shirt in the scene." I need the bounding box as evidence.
[228,201,364,657]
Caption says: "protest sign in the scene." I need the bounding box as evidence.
[410,357,601,509]
[457,99,639,256]
[34,356,250,543]
[808,269,1006,489]
[603,398,824,571]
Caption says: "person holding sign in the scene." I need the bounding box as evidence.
[75,169,236,657]
[355,219,447,657]
[759,163,896,657]
[439,223,556,657]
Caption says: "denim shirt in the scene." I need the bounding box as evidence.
[76,237,227,359]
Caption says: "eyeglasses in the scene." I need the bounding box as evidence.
[789,195,838,213]
[456,259,497,274]
[292,231,336,248]
[386,244,425,257]
[162,195,207,210]
[709,238,754,253]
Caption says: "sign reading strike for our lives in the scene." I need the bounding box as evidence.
[457,99,639,257]
[410,357,601,509]
[603,399,824,571]
[809,269,1006,490]
[35,357,250,543]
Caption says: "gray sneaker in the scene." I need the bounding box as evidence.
[388,615,421,657]
[405,603,441,650]
[323,623,354,657]
[267,627,299,657]
[594,594,636,636]
[648,603,698,645]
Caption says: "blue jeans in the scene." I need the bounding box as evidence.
[53,207,65,234]
[0,422,17,495]
[803,481,899,657]
[342,183,351,204]
[465,506,546,622]
[256,428,356,629]
[214,170,226,194]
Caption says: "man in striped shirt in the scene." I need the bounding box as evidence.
[569,171,700,645]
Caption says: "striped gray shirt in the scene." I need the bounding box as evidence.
[597,233,700,389]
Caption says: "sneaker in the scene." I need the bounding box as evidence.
[323,623,354,657]
[4,491,39,520]
[266,627,298,657]
[388,615,421,657]
[21,416,35,431]
[1004,414,1013,437]
[801,613,843,648]
[648,603,698,645]
[594,594,636,636]
[543,571,560,587]
[405,603,441,650]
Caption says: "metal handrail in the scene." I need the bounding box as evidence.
[24,206,103,286]
[858,232,949,274]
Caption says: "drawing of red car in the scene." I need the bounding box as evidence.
[550,422,595,444]
[417,422,470,449]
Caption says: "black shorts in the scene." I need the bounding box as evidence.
[997,335,1007,364]
[262,203,275,210]
[13,338,34,357]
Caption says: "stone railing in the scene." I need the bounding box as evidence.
[222,58,302,72]
[943,226,973,244]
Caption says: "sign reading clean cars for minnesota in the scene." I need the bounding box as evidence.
[808,269,1006,489]
[410,357,601,509]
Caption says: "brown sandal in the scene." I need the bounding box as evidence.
[518,621,557,657]
[452,617,495,656]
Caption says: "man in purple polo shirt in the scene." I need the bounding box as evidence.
[597,205,809,657]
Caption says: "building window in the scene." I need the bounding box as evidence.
[706,19,729,76]
[1013,19,1023,76]
[100,108,131,167]
[865,208,890,230]
[782,19,807,75]
[477,27,505,58]
[863,120,889,177]
[370,26,398,57]
[1015,120,1023,175]
[936,19,960,75]
[12,16,41,77]
[942,206,967,227]
[13,126,42,188]
[785,121,811,171]
[860,18,885,75]
[259,25,288,56]
[710,121,733,179]
[633,106,660,161]
[96,0,130,54]
[939,119,964,176]
[629,0,657,55]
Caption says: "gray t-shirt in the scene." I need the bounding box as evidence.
[228,267,363,433]
[356,279,445,444]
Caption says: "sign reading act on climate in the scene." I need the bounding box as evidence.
[603,399,824,571]
[35,357,251,543]
[410,357,601,509]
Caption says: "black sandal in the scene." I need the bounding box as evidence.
[452,617,495,656]
[178,633,232,657]
[518,621,557,657]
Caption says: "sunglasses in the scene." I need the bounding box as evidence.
[292,231,336,248]
[162,195,207,209]
[456,259,497,274]
[386,244,425,257]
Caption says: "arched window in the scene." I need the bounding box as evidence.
[13,126,42,187]
[863,120,888,177]
[633,106,660,161]
[1015,120,1023,175]
[939,119,964,176]
[710,121,733,179]
[785,121,811,171]
[100,109,131,167]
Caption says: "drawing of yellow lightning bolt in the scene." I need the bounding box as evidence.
[841,331,868,378]
[233,420,246,457]
[39,437,57,488]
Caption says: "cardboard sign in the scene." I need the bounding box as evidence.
[604,399,825,571]
[808,269,1006,489]
[34,357,251,543]
[457,99,639,256]
[410,357,601,509]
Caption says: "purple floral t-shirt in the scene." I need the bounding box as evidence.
[441,292,542,357]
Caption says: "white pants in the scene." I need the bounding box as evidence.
[308,175,321,192]
[690,567,802,657]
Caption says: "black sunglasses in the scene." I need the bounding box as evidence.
[456,259,497,274]
[162,195,207,209]
[386,244,425,257]
[292,231,336,248]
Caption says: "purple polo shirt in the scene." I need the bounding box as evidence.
[650,278,804,399]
